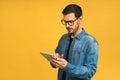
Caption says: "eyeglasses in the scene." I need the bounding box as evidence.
[61,18,78,26]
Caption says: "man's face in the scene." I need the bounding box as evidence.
[62,13,82,35]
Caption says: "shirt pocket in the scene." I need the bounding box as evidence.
[70,50,86,66]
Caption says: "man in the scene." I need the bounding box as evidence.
[48,4,98,80]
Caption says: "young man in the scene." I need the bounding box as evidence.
[48,4,99,80]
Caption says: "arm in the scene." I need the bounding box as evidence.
[63,40,98,79]
[50,35,65,68]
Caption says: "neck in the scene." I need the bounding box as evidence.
[71,26,82,38]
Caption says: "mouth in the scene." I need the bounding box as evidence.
[66,28,73,32]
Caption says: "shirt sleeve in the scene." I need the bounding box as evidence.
[63,39,99,79]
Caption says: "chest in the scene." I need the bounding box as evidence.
[59,39,88,65]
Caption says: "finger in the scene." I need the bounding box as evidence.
[51,59,64,65]
[50,60,60,67]
[53,53,59,59]
[56,53,61,58]
[55,58,65,61]
[51,58,60,63]
[52,54,56,58]
[60,54,64,58]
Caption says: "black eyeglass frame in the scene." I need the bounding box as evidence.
[61,18,78,26]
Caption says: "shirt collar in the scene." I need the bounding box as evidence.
[75,28,86,40]
[67,28,86,41]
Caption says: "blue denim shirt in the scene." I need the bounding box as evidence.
[53,29,98,80]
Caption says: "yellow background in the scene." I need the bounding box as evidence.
[0,0,120,80]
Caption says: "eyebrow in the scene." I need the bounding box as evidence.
[64,19,77,22]
[63,19,76,21]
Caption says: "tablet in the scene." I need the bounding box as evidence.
[40,52,56,59]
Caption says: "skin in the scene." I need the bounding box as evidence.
[48,13,83,69]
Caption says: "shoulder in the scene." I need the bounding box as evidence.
[82,33,98,45]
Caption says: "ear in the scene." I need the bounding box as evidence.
[78,16,83,23]
[79,16,83,21]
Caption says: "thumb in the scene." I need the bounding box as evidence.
[60,54,64,58]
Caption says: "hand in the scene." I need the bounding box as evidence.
[47,53,63,61]
[48,53,68,69]
[53,53,64,59]
[51,57,68,69]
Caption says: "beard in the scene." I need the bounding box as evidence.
[66,25,79,35]
[66,27,73,33]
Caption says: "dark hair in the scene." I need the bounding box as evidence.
[62,4,82,19]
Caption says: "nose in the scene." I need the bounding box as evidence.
[66,23,70,28]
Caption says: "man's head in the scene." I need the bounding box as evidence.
[61,4,83,36]
[62,4,82,19]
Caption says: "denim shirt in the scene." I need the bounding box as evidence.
[53,29,98,80]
